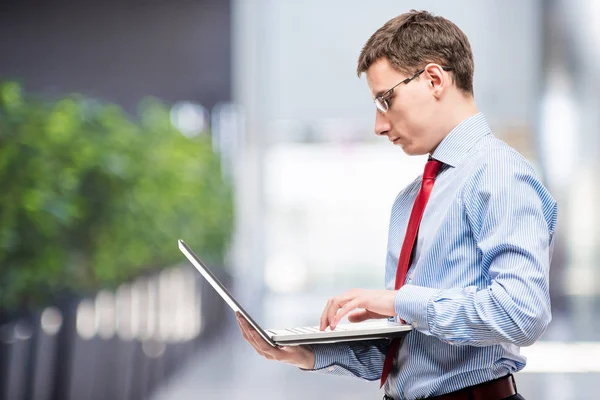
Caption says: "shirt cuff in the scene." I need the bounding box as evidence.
[309,343,352,371]
[394,285,440,332]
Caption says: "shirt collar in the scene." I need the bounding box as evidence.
[430,112,491,168]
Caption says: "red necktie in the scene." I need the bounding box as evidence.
[380,158,442,388]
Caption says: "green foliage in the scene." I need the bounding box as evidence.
[0,82,234,311]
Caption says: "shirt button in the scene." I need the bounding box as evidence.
[327,367,334,372]
[412,322,418,328]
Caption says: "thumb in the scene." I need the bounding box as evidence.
[348,310,388,323]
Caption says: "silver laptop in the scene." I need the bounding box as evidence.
[178,239,412,346]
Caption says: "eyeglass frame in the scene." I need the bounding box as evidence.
[374,66,453,113]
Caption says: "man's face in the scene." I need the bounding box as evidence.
[366,58,439,155]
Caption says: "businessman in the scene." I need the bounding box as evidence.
[237,10,557,400]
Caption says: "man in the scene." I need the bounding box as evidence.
[237,9,557,400]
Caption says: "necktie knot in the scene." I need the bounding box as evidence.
[423,159,442,180]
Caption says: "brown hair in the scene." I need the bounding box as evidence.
[357,10,474,94]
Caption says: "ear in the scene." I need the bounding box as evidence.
[423,63,448,99]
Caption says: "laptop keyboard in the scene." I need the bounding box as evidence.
[285,326,341,334]
[283,321,390,334]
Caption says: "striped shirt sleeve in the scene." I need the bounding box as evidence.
[307,340,389,381]
[394,149,557,347]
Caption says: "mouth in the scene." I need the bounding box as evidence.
[390,137,401,144]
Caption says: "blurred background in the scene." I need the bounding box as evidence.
[0,0,599,399]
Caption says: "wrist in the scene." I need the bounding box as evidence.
[298,345,315,370]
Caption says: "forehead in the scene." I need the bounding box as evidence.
[365,58,408,97]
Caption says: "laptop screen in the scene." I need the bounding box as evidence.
[178,239,277,347]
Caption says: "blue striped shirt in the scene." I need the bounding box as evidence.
[309,113,558,400]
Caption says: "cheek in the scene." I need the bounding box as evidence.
[390,95,423,131]
[403,101,432,136]
[388,100,411,127]
[390,108,419,135]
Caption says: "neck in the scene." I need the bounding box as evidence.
[445,95,479,133]
[430,95,479,154]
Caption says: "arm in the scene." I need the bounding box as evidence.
[395,151,558,347]
[236,311,389,381]
[236,313,316,369]
[311,293,398,379]
[309,339,389,381]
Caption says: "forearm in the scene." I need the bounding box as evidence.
[305,339,389,381]
[395,278,551,347]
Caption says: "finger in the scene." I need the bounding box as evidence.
[331,299,360,329]
[238,314,258,340]
[348,309,389,323]
[320,299,333,331]
[239,315,281,358]
[236,313,249,333]
[237,317,256,347]
[237,315,264,352]
[327,293,356,329]
[248,329,277,358]
[238,314,261,338]
[240,319,269,357]
[249,329,282,360]
[326,300,341,330]
[320,291,359,330]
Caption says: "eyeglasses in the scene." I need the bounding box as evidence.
[374,66,453,113]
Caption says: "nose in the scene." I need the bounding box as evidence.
[374,110,391,137]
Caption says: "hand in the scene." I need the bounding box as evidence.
[320,289,397,331]
[236,313,315,370]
